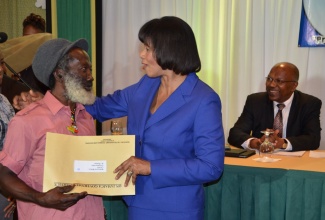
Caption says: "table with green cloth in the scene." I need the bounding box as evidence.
[103,150,325,220]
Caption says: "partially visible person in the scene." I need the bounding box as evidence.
[0,38,104,220]
[0,50,30,108]
[22,13,46,36]
[0,47,28,220]
[0,94,15,220]
[228,62,322,152]
[16,13,49,94]
[0,94,14,155]
[1,13,48,93]
[13,16,225,220]
[88,16,225,220]
[3,13,48,92]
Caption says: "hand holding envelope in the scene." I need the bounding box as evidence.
[43,132,135,196]
[114,156,151,187]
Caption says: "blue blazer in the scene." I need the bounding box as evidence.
[86,73,224,217]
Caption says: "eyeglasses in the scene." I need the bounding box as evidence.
[265,76,297,86]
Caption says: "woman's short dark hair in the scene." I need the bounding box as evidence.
[23,13,46,32]
[138,16,201,75]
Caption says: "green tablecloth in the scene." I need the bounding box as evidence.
[103,165,325,220]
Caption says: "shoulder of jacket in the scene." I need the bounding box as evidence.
[294,90,322,104]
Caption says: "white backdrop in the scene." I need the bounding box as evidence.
[101,0,325,149]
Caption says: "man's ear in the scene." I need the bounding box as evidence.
[291,82,298,91]
[54,70,63,81]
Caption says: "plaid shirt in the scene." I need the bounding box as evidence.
[0,94,15,150]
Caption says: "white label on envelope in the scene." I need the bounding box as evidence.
[74,160,107,172]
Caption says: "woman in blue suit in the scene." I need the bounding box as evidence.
[86,16,224,220]
[14,16,225,220]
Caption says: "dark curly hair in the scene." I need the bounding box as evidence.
[23,13,46,32]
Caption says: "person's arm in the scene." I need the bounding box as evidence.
[286,97,322,151]
[85,75,149,121]
[228,94,274,149]
[114,89,225,189]
[0,164,87,211]
[228,96,258,148]
[246,138,262,150]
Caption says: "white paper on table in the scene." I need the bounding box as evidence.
[273,150,306,157]
[309,151,325,158]
[253,157,281,163]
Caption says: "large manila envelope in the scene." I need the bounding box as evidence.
[43,132,135,196]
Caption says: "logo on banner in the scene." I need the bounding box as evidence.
[298,0,325,47]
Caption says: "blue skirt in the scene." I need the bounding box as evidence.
[128,206,204,220]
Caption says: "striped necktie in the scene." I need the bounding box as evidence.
[273,103,285,137]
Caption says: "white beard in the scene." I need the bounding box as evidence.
[63,72,96,105]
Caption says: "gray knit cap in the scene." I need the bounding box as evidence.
[32,38,88,87]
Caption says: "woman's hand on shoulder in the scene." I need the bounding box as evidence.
[13,90,44,110]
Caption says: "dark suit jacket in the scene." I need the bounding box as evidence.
[1,74,29,105]
[228,90,322,151]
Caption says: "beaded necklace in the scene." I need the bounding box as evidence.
[67,108,78,134]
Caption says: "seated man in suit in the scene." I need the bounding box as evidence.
[228,62,322,151]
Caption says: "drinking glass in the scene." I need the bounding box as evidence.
[111,120,123,135]
[259,130,274,159]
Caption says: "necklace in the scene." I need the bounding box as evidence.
[67,108,78,134]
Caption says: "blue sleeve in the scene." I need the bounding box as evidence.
[85,90,129,122]
[85,77,147,122]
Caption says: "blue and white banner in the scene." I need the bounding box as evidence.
[298,0,325,47]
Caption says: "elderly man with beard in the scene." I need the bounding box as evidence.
[0,38,104,220]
